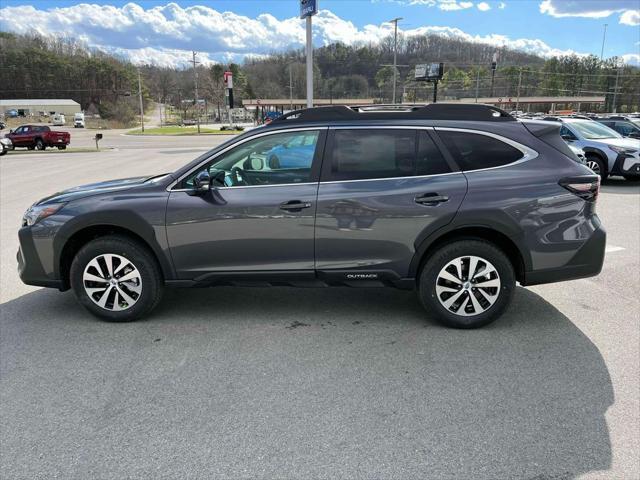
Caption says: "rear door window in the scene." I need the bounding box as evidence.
[324,129,416,181]
[417,131,452,176]
[436,130,524,171]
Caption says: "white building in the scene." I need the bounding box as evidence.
[0,99,81,117]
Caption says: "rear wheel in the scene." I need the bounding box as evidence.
[418,239,515,328]
[35,139,45,151]
[586,154,607,179]
[70,235,163,322]
[57,145,66,150]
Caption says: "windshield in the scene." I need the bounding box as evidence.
[570,121,622,140]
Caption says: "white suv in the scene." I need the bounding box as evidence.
[550,118,640,180]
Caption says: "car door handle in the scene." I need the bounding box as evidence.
[415,193,449,205]
[279,200,312,212]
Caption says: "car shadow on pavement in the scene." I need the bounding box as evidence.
[601,177,640,194]
[1,286,613,480]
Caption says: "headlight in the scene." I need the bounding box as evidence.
[609,145,638,155]
[22,203,65,226]
[0,138,11,146]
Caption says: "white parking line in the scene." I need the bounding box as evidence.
[606,245,626,253]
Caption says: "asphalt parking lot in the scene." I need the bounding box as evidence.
[1,131,638,479]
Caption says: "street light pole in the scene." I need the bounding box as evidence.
[306,15,313,108]
[612,63,621,113]
[192,51,201,134]
[600,24,608,62]
[137,68,144,133]
[388,17,403,104]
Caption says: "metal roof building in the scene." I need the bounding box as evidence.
[0,99,81,116]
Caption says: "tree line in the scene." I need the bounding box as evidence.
[1,30,638,124]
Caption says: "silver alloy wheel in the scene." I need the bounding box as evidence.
[83,254,142,311]
[586,159,600,175]
[435,255,501,317]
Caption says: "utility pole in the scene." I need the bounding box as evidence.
[388,17,403,104]
[137,68,144,133]
[475,69,480,103]
[306,16,313,108]
[515,68,522,112]
[600,24,608,62]
[192,51,200,134]
[612,64,621,113]
[490,52,498,98]
[289,64,294,110]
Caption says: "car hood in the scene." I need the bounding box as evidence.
[37,176,153,205]
[592,137,640,149]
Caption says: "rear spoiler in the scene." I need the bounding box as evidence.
[521,121,579,162]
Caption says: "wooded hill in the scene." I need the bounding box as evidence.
[1,30,639,123]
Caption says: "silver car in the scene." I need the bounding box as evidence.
[551,118,640,180]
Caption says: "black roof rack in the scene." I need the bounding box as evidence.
[271,103,515,124]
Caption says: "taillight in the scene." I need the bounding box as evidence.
[559,175,600,202]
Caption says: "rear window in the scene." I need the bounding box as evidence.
[436,130,523,171]
[326,129,416,181]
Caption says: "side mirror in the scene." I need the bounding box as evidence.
[561,134,574,142]
[9,129,14,134]
[192,170,211,194]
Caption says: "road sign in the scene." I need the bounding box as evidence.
[300,0,318,18]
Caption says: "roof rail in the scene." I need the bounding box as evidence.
[271,103,515,124]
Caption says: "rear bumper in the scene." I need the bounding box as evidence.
[522,220,606,286]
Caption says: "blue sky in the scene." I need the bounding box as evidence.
[0,0,638,66]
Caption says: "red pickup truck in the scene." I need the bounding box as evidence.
[6,125,70,150]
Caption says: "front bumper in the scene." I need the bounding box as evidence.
[612,152,640,177]
[522,218,606,286]
[17,227,63,289]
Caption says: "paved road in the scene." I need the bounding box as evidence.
[1,138,638,479]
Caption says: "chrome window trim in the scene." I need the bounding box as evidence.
[320,171,462,185]
[167,126,328,192]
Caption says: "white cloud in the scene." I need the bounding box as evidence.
[540,0,639,25]
[0,2,637,67]
[622,54,640,67]
[477,2,491,12]
[438,0,474,11]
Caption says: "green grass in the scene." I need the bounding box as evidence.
[127,126,243,135]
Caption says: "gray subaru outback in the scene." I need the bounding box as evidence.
[18,104,605,328]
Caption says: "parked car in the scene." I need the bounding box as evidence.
[567,143,587,165]
[52,114,66,126]
[74,112,85,128]
[0,137,12,156]
[6,125,70,150]
[595,118,640,139]
[17,104,606,328]
[5,109,18,118]
[541,117,640,180]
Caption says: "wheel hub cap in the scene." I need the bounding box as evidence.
[435,255,501,317]
[83,254,142,311]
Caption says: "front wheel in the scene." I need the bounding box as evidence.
[418,240,515,328]
[35,139,45,150]
[586,154,607,180]
[70,235,163,322]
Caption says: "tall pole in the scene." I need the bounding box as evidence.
[600,24,608,62]
[137,69,144,133]
[306,16,313,108]
[192,51,200,134]
[475,69,480,103]
[612,64,621,113]
[515,68,522,112]
[490,52,498,98]
[389,17,402,104]
[289,64,294,110]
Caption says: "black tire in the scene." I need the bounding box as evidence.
[0,148,6,156]
[623,175,640,182]
[70,235,163,322]
[585,154,607,180]
[57,145,66,150]
[35,139,45,150]
[418,239,515,329]
[27,145,35,150]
